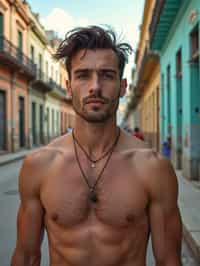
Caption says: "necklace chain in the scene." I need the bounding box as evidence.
[72,128,120,195]
[72,130,120,164]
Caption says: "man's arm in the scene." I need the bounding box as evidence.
[11,154,45,266]
[148,153,182,266]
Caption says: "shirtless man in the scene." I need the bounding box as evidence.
[11,26,182,266]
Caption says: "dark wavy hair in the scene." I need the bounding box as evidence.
[54,25,133,79]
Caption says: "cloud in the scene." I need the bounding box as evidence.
[40,8,90,38]
[40,7,139,85]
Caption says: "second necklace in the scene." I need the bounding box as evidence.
[72,130,120,168]
[72,128,121,203]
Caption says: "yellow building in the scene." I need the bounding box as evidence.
[127,0,160,150]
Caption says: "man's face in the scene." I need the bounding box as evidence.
[67,49,127,123]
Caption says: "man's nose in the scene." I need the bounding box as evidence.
[89,74,101,94]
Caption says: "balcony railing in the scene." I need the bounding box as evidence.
[32,69,68,98]
[32,68,57,92]
[52,82,68,99]
[137,45,159,88]
[149,0,182,50]
[0,36,36,78]
[149,0,165,44]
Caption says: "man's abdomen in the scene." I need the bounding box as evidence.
[46,215,149,266]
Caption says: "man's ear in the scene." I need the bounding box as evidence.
[66,80,72,97]
[120,79,127,97]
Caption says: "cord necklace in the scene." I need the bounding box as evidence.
[73,131,120,168]
[72,128,120,203]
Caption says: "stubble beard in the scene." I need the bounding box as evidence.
[72,92,120,124]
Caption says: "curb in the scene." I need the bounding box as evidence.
[183,224,200,264]
[0,154,26,167]
[0,147,40,167]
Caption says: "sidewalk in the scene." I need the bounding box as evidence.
[0,149,34,166]
[0,151,199,262]
[177,171,200,263]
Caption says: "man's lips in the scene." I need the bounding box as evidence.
[85,98,105,104]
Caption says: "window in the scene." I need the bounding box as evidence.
[18,30,23,51]
[46,61,49,77]
[17,30,23,62]
[30,45,35,62]
[60,74,62,86]
[61,112,63,133]
[167,65,171,90]
[55,70,58,83]
[176,49,182,78]
[57,111,59,132]
[166,65,171,135]
[52,109,54,134]
[0,12,4,49]
[190,24,199,63]
[0,12,4,36]
[39,53,42,70]
[51,66,54,80]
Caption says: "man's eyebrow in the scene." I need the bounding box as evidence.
[74,69,90,74]
[99,69,117,74]
[74,68,117,73]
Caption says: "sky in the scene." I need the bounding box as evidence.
[27,0,145,84]
[27,0,145,124]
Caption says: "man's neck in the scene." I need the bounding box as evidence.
[73,117,119,157]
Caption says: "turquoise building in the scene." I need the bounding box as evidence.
[150,0,200,180]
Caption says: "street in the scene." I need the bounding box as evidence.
[0,160,198,266]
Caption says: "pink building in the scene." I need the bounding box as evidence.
[0,0,36,152]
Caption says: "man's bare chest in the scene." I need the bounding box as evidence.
[40,159,149,228]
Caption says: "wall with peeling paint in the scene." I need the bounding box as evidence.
[159,0,200,180]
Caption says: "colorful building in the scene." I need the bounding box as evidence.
[0,0,75,154]
[0,0,36,152]
[124,0,160,150]
[27,6,47,146]
[150,0,200,180]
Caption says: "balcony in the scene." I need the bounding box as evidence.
[0,36,36,79]
[31,69,55,92]
[31,69,71,101]
[51,83,67,99]
[51,83,73,102]
[149,0,182,51]
[136,45,159,91]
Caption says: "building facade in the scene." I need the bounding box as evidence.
[0,0,75,154]
[0,0,36,152]
[150,0,200,180]
[28,6,47,147]
[124,0,160,150]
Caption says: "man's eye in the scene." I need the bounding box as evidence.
[77,73,89,79]
[102,73,114,79]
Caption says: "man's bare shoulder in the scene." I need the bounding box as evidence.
[121,131,177,190]
[28,134,72,162]
[136,148,178,200]
[19,134,74,194]
[22,134,73,175]
[120,129,150,155]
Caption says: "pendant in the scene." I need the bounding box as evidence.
[89,189,98,203]
[91,163,96,168]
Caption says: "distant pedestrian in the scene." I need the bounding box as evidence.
[162,136,171,159]
[132,127,144,141]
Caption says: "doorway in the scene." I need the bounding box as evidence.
[0,90,6,150]
[32,102,36,145]
[39,104,44,144]
[19,96,25,147]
